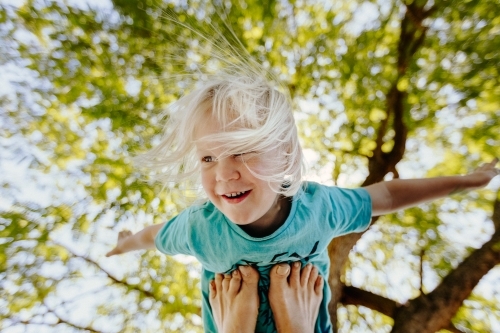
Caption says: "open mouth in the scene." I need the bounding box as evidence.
[223,190,249,199]
[221,190,252,203]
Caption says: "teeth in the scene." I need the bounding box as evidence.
[226,191,246,198]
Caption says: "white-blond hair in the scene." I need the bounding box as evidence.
[138,72,305,197]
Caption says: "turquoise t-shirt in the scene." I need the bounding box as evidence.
[155,181,372,333]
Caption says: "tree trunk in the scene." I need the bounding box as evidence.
[327,0,426,326]
[325,2,500,332]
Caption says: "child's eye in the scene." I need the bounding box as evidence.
[234,152,258,160]
[202,156,214,163]
[234,152,255,157]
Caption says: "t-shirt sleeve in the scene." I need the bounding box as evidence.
[155,209,193,256]
[327,187,372,236]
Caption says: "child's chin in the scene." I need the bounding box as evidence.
[228,216,256,225]
[231,219,254,225]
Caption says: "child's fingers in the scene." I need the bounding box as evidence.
[493,159,500,167]
[476,159,499,172]
[118,230,132,239]
[487,159,500,173]
[486,158,499,167]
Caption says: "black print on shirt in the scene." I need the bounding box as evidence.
[270,252,288,262]
[223,240,321,274]
[271,240,319,262]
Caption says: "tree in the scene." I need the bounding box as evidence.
[1,0,499,332]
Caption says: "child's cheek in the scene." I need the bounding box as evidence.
[200,167,214,189]
[247,151,285,175]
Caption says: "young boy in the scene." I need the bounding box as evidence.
[106,74,500,332]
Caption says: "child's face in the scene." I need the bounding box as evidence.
[195,116,283,229]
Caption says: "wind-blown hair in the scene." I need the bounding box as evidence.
[138,72,305,197]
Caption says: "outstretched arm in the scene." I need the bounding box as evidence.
[106,222,166,257]
[365,159,499,217]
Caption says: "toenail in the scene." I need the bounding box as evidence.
[232,270,239,277]
[238,266,251,277]
[294,261,301,268]
[277,264,290,276]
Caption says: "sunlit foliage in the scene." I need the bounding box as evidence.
[0,0,499,332]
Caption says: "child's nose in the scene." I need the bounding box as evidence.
[215,157,241,182]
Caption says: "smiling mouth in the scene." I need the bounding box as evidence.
[223,190,250,199]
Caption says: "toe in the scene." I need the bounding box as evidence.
[270,263,291,289]
[315,275,324,296]
[209,279,217,300]
[308,265,319,289]
[239,265,260,286]
[289,261,301,286]
[228,269,242,296]
[214,273,224,291]
[300,263,313,286]
[222,273,231,291]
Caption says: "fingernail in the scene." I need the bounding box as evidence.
[238,266,251,277]
[276,264,290,276]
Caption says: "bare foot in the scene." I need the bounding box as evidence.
[209,265,260,333]
[269,262,324,333]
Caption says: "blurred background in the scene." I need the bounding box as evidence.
[0,0,499,332]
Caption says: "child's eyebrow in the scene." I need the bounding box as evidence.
[195,147,216,155]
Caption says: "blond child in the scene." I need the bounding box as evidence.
[106,73,499,333]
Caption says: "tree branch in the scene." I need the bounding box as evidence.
[391,199,500,332]
[5,312,106,333]
[46,300,106,333]
[341,285,399,317]
[341,285,466,333]
[55,242,159,300]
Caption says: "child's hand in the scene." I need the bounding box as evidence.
[464,158,500,190]
[106,230,133,257]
